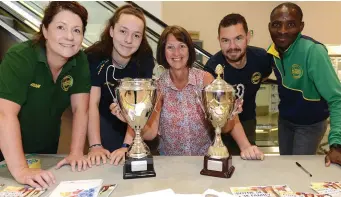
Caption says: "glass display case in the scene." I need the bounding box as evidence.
[327,45,341,81]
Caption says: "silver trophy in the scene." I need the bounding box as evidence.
[199,64,244,178]
[116,78,157,179]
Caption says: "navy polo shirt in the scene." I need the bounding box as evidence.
[87,51,155,151]
[204,46,272,121]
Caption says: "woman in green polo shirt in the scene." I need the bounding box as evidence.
[0,2,91,189]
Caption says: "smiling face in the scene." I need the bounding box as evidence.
[43,10,84,59]
[165,34,189,70]
[110,13,144,59]
[219,23,249,63]
[269,6,304,52]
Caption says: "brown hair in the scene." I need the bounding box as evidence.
[218,13,248,35]
[32,1,88,47]
[85,4,152,60]
[156,25,195,69]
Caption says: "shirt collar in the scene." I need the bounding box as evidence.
[36,44,77,69]
[164,68,197,90]
[267,33,301,59]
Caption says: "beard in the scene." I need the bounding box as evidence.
[224,49,246,63]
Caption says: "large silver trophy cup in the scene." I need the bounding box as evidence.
[200,64,244,178]
[116,78,157,179]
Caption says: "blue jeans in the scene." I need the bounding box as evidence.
[278,117,327,155]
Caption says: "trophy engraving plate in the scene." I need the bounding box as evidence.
[131,160,147,172]
[207,160,223,172]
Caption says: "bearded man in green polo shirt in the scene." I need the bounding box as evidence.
[0,2,92,189]
[267,2,341,166]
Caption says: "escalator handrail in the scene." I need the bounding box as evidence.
[106,1,212,59]
[125,1,212,59]
[100,2,159,43]
[0,17,28,41]
[126,1,168,29]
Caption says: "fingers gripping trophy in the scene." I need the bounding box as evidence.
[115,78,157,179]
[200,64,244,178]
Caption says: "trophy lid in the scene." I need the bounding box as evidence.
[118,78,156,91]
[205,64,235,94]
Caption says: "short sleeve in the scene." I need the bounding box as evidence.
[69,51,91,94]
[0,50,33,105]
[263,54,274,78]
[87,53,103,87]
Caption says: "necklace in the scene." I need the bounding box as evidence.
[112,57,128,69]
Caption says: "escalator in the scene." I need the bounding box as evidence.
[0,1,211,69]
[0,2,32,61]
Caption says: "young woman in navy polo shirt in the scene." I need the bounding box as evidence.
[85,5,154,165]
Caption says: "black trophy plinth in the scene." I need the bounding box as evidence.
[200,154,235,178]
[123,154,156,179]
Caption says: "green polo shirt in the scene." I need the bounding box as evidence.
[0,40,91,153]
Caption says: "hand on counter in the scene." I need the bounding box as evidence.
[110,102,127,123]
[14,167,55,190]
[240,145,264,160]
[55,153,91,172]
[325,147,341,167]
[110,147,128,165]
[88,146,110,165]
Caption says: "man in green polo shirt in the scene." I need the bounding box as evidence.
[0,1,92,189]
[267,2,341,165]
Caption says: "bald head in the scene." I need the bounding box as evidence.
[268,2,304,52]
[270,2,303,21]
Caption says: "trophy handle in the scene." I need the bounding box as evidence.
[194,89,207,118]
[235,84,245,99]
[230,84,245,119]
[153,91,162,113]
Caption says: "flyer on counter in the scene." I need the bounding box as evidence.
[310,182,341,197]
[49,179,103,197]
[98,184,117,197]
[230,185,293,197]
[0,186,45,197]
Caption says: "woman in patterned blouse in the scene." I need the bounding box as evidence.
[139,25,264,159]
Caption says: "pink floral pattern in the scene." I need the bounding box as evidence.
[157,68,212,156]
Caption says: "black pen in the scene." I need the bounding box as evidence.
[296,162,312,177]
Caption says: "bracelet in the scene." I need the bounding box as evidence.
[122,143,130,148]
[89,144,102,149]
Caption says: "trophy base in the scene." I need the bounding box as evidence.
[200,154,235,178]
[123,154,156,179]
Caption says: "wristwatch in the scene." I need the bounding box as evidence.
[122,143,130,148]
[330,144,341,149]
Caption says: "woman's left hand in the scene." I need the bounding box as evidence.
[55,153,91,172]
[88,146,111,166]
[110,147,128,165]
[110,103,127,123]
[240,145,264,160]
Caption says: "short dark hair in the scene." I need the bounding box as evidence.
[218,13,248,35]
[270,2,303,21]
[33,1,88,47]
[156,25,196,69]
